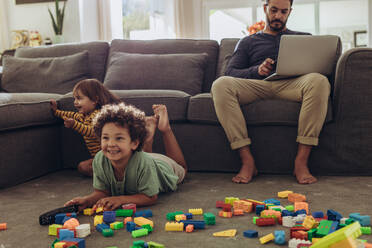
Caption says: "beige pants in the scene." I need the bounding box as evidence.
[211,73,331,150]
[149,153,186,184]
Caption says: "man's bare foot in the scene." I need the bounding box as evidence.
[294,158,317,184]
[232,164,258,184]
[153,104,171,133]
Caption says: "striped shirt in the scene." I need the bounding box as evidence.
[55,109,100,157]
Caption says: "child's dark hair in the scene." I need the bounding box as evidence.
[73,79,121,109]
[92,103,147,151]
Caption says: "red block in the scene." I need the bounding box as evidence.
[216,201,225,208]
[256,218,275,226]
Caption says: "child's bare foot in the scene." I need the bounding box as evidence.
[294,158,317,184]
[143,116,158,152]
[153,104,171,133]
[77,159,93,177]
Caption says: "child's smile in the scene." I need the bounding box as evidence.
[73,90,97,115]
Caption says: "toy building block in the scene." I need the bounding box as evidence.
[60,238,85,248]
[268,205,286,212]
[243,230,258,238]
[124,217,133,224]
[135,210,153,218]
[180,220,205,229]
[252,216,259,224]
[329,237,358,248]
[291,231,308,240]
[302,215,316,229]
[83,208,94,216]
[165,222,184,231]
[311,222,362,248]
[216,200,225,208]
[222,204,232,212]
[94,215,103,226]
[39,205,79,225]
[103,211,116,224]
[218,211,232,218]
[116,209,133,217]
[96,223,110,233]
[132,228,149,238]
[175,214,187,222]
[288,238,311,248]
[307,228,317,242]
[54,242,66,248]
[55,212,77,225]
[274,230,286,245]
[134,217,154,228]
[288,193,306,203]
[256,217,276,226]
[283,216,296,227]
[166,211,183,221]
[278,190,293,198]
[132,240,146,247]
[312,211,324,219]
[361,226,371,235]
[255,205,266,215]
[233,200,253,213]
[59,229,75,240]
[142,224,153,233]
[63,218,80,229]
[185,224,194,233]
[285,205,295,212]
[203,212,216,225]
[189,208,203,215]
[261,210,281,219]
[364,243,372,248]
[110,221,124,230]
[245,199,266,210]
[185,213,193,219]
[126,221,136,232]
[49,224,63,236]
[263,198,281,205]
[349,213,371,226]
[327,209,343,221]
[95,207,104,214]
[147,241,165,248]
[259,233,274,244]
[0,223,6,231]
[102,228,114,237]
[122,203,136,213]
[225,197,239,206]
[233,209,244,216]
[213,229,237,237]
[294,202,309,214]
[75,224,90,238]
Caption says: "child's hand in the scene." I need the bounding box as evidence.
[63,118,75,128]
[64,197,89,212]
[50,99,57,112]
[93,196,122,211]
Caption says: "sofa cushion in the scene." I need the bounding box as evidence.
[104,52,208,96]
[15,41,109,82]
[0,92,62,131]
[58,90,190,122]
[109,39,219,92]
[188,93,333,125]
[216,38,239,78]
[1,51,90,94]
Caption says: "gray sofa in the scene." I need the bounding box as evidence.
[1,39,371,189]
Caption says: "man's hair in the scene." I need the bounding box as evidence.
[265,0,293,6]
[73,79,121,109]
[92,103,147,151]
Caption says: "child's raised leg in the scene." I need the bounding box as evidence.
[153,104,187,172]
[143,116,158,153]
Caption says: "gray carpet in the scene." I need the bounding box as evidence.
[1,170,372,248]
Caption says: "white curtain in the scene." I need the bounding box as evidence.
[97,0,123,41]
[174,0,197,38]
[0,0,10,53]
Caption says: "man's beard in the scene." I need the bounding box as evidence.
[266,16,287,32]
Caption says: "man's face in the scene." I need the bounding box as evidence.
[264,0,292,32]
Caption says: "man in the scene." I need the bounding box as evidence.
[211,0,330,184]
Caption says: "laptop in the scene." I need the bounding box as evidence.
[264,35,339,81]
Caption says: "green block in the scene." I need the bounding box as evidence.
[307,228,317,241]
[102,228,114,237]
[147,241,165,248]
[361,226,371,235]
[338,223,347,229]
[116,209,133,217]
[285,205,294,212]
[133,240,146,246]
[345,218,355,225]
[316,220,333,237]
[142,224,153,232]
[132,228,149,238]
[166,211,183,221]
[50,238,60,248]
[252,216,259,224]
[204,212,216,225]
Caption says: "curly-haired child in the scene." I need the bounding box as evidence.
[50,79,121,176]
[64,103,187,210]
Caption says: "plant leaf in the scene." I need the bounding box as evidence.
[48,8,58,34]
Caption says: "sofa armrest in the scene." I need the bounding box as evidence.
[332,48,372,121]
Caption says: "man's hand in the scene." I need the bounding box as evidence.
[63,118,75,128]
[258,58,275,76]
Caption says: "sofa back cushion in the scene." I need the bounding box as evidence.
[108,39,219,93]
[216,38,239,78]
[15,41,109,82]
[1,51,90,94]
[104,52,208,95]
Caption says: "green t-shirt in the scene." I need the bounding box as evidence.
[92,150,179,197]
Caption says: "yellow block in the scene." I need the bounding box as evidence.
[277,190,293,198]
[54,242,66,248]
[165,222,184,231]
[134,217,154,228]
[83,208,94,216]
[259,233,274,244]
[95,207,103,214]
[189,208,203,215]
[213,229,237,237]
[94,215,103,226]
[48,224,62,236]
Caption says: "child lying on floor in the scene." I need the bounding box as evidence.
[65,103,187,211]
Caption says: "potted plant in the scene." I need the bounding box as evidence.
[48,0,67,43]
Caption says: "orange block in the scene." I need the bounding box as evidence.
[124,217,133,224]
[364,243,372,248]
[185,224,194,233]
[294,202,309,214]
[233,209,244,216]
[0,223,7,230]
[218,211,232,218]
[63,218,80,229]
[288,193,306,203]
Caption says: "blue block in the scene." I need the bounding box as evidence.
[61,238,86,248]
[327,209,342,221]
[59,229,74,240]
[134,209,153,218]
[350,213,371,226]
[243,230,258,238]
[329,221,339,234]
[103,211,116,224]
[55,213,66,224]
[179,220,205,229]
[295,209,307,216]
[126,221,136,232]
[274,230,286,245]
[282,210,294,217]
[62,216,71,224]
[264,198,281,205]
[256,205,265,215]
[96,223,110,233]
[312,211,324,218]
[185,213,193,219]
